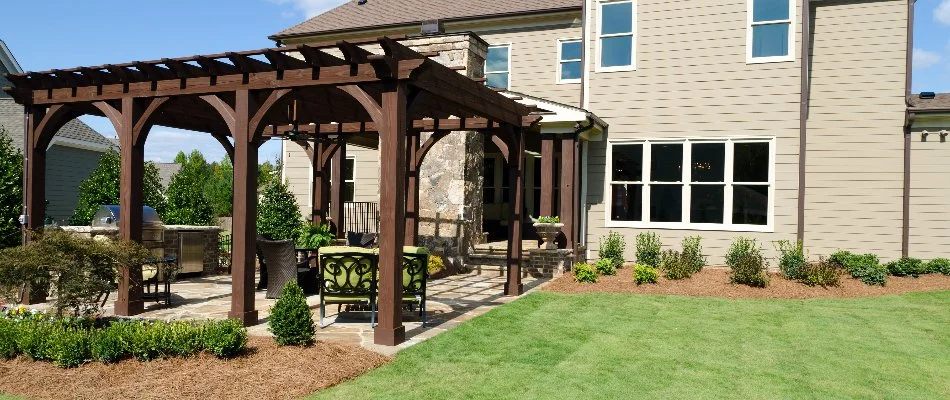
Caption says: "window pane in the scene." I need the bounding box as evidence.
[691,143,725,182]
[651,143,683,182]
[561,61,582,81]
[484,159,495,186]
[753,0,790,22]
[483,188,495,204]
[601,36,633,67]
[752,24,789,58]
[650,185,683,222]
[486,47,509,72]
[343,159,355,181]
[733,185,769,225]
[561,41,582,60]
[486,73,508,89]
[533,158,542,187]
[690,185,724,224]
[602,2,633,35]
[733,142,770,182]
[343,183,355,202]
[612,144,642,182]
[611,184,642,221]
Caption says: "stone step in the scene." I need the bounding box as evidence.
[461,263,507,276]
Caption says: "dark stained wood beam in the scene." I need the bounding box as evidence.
[263,49,309,70]
[297,44,347,67]
[226,52,273,74]
[195,56,240,76]
[161,58,208,79]
[134,62,175,81]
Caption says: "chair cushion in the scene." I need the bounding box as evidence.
[319,246,378,256]
[403,246,430,256]
[323,294,371,303]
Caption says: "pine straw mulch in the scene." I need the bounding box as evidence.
[0,336,390,400]
[545,267,950,299]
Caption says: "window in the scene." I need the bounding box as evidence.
[558,39,582,83]
[598,0,636,71]
[485,45,510,89]
[331,157,356,202]
[747,0,794,63]
[608,138,774,231]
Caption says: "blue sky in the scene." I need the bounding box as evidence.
[1,0,947,161]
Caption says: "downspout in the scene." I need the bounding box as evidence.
[902,0,916,257]
[580,0,591,109]
[797,0,811,243]
[579,0,592,253]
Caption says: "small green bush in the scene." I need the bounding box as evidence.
[48,327,91,368]
[633,264,658,285]
[927,258,950,275]
[727,237,769,288]
[800,259,842,288]
[886,257,926,278]
[427,255,446,275]
[203,319,248,358]
[536,216,560,223]
[91,322,132,363]
[598,232,626,267]
[681,236,705,274]
[127,322,160,361]
[168,321,204,357]
[660,250,693,280]
[829,251,887,286]
[16,321,55,360]
[776,240,807,280]
[0,319,19,359]
[573,262,598,284]
[635,232,661,268]
[269,282,316,346]
[594,258,617,276]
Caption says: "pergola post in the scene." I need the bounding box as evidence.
[229,89,261,325]
[505,125,525,296]
[311,142,330,226]
[330,141,347,238]
[560,134,578,250]
[405,131,421,245]
[539,134,556,217]
[20,108,48,305]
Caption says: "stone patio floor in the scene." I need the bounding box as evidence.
[38,273,547,356]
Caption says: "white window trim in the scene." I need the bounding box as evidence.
[746,0,796,64]
[557,38,583,84]
[343,155,356,202]
[595,0,637,72]
[604,137,776,233]
[485,44,512,89]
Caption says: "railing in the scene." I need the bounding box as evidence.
[343,202,379,234]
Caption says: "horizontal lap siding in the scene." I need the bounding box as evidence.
[909,127,950,260]
[45,145,102,225]
[349,146,380,202]
[803,0,907,261]
[283,143,381,220]
[584,0,803,266]
[282,143,312,219]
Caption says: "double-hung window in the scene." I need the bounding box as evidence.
[330,157,356,202]
[485,45,510,89]
[748,0,795,63]
[608,138,774,231]
[598,0,636,70]
[558,39,582,83]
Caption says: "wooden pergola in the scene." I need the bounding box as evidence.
[3,37,538,346]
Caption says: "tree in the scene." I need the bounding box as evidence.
[69,149,166,225]
[257,180,302,240]
[205,156,233,217]
[164,150,215,225]
[0,128,23,248]
[258,157,283,190]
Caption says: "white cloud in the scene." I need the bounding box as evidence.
[914,48,942,68]
[937,0,950,26]
[269,0,347,19]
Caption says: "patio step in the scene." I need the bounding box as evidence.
[464,246,534,276]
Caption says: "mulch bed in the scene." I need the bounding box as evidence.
[0,337,390,400]
[545,267,950,299]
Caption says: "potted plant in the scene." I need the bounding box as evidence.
[533,216,563,250]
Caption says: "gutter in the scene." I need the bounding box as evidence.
[797,0,811,243]
[902,0,916,257]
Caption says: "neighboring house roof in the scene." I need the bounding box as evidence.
[909,94,950,112]
[155,162,182,188]
[0,39,23,97]
[270,0,581,40]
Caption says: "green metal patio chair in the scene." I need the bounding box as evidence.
[402,246,429,326]
[318,246,378,327]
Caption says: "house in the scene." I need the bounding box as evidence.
[0,39,112,225]
[271,0,949,265]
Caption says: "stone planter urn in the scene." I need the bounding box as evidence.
[533,222,564,250]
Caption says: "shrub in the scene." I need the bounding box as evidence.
[573,262,598,284]
[633,264,658,285]
[886,257,926,278]
[91,322,132,363]
[594,258,617,276]
[296,223,335,249]
[427,255,446,275]
[48,327,91,368]
[726,237,769,288]
[598,232,626,268]
[0,319,18,359]
[927,258,950,275]
[635,232,661,268]
[681,236,706,274]
[800,259,842,288]
[829,251,887,286]
[257,181,303,240]
[269,282,316,346]
[167,321,204,357]
[16,321,54,360]
[660,250,693,280]
[70,149,166,225]
[127,322,160,361]
[0,129,23,249]
[203,319,248,358]
[776,240,807,280]
[536,216,560,223]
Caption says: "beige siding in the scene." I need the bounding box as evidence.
[348,145,381,202]
[282,142,312,219]
[803,0,907,261]
[909,126,950,261]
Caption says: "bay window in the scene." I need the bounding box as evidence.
[608,138,774,231]
[747,0,795,63]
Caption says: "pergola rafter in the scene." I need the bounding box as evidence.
[3,37,535,347]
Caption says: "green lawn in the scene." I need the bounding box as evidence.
[312,291,950,400]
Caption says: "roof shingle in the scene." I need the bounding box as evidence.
[909,94,950,111]
[270,0,581,39]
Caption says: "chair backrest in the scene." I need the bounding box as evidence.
[318,247,378,296]
[256,238,296,268]
[402,246,429,296]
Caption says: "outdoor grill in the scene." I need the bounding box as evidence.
[92,205,165,249]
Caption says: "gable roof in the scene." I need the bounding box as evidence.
[909,94,950,112]
[0,39,24,98]
[155,162,182,188]
[270,0,581,40]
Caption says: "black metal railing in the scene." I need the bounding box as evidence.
[343,202,379,234]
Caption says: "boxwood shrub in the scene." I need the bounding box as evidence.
[269,282,316,346]
[925,258,950,275]
[886,257,926,278]
[726,237,769,288]
[829,251,887,286]
[573,262,598,284]
[633,264,658,285]
[594,258,617,276]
